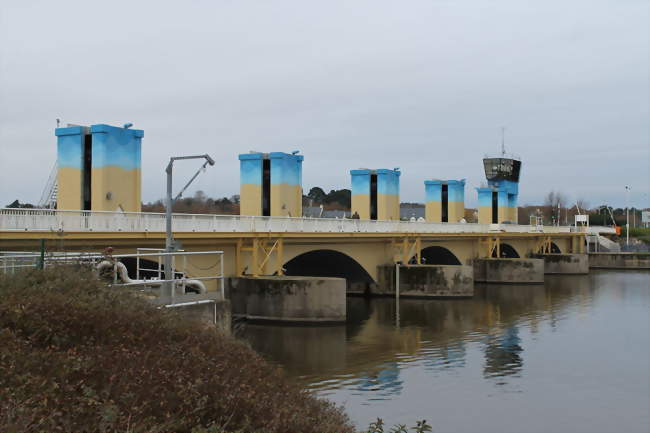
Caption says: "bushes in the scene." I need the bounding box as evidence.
[0,267,354,433]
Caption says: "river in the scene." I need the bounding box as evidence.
[239,270,650,433]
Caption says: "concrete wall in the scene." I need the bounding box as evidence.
[533,253,589,274]
[89,124,143,212]
[588,253,650,269]
[151,293,231,334]
[55,124,143,212]
[473,258,544,284]
[351,168,400,220]
[375,264,473,297]
[227,276,346,323]
[56,126,86,210]
[239,152,303,217]
[424,179,465,223]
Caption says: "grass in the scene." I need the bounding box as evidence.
[625,227,650,244]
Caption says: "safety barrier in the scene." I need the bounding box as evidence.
[0,208,576,234]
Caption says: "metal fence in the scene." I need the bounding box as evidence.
[0,250,225,300]
[0,208,589,234]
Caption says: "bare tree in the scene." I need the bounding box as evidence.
[543,190,567,224]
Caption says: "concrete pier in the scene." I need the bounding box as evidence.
[533,253,589,274]
[376,265,474,297]
[473,258,544,284]
[588,253,650,270]
[151,293,231,334]
[227,276,346,324]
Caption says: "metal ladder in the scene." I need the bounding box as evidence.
[38,162,58,209]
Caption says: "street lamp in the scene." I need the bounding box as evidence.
[164,154,215,297]
[624,186,630,245]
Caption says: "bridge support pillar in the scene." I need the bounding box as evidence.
[473,258,544,284]
[533,253,589,274]
[588,253,650,269]
[376,265,473,297]
[226,276,346,323]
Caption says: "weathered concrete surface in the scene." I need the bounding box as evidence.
[473,258,544,284]
[588,253,650,269]
[375,265,473,297]
[226,276,346,323]
[533,253,589,274]
[151,292,231,334]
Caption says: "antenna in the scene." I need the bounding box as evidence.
[501,126,506,156]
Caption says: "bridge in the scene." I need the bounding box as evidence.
[0,122,620,324]
[0,207,598,292]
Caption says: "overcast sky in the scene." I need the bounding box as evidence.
[1,0,648,209]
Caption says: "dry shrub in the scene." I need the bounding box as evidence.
[0,267,354,433]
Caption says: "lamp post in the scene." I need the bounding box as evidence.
[164,154,215,298]
[624,186,630,245]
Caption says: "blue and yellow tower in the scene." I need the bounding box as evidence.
[239,152,303,217]
[424,179,465,223]
[476,157,521,224]
[55,123,143,212]
[350,169,400,220]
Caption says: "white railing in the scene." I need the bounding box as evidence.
[0,208,574,234]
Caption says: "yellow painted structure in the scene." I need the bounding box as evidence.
[351,169,400,220]
[1,229,584,289]
[239,152,303,217]
[91,167,141,212]
[55,124,143,213]
[57,167,84,211]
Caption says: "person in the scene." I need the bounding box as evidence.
[352,211,360,219]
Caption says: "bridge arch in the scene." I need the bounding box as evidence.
[283,249,375,291]
[419,246,462,265]
[492,243,520,258]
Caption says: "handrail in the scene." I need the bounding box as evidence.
[0,208,578,234]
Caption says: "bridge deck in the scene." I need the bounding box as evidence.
[1,208,610,236]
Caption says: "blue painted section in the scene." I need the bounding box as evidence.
[269,152,303,186]
[508,193,518,209]
[55,126,85,169]
[476,188,493,207]
[239,152,303,186]
[425,179,465,202]
[448,180,465,202]
[498,190,508,206]
[377,169,400,196]
[351,170,371,196]
[488,179,519,195]
[351,169,400,196]
[89,124,143,170]
[424,181,442,202]
[239,157,262,185]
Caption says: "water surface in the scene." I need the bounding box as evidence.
[240,271,650,433]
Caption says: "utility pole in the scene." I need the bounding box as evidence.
[164,154,215,298]
[625,186,630,246]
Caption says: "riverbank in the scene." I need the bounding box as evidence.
[0,268,354,433]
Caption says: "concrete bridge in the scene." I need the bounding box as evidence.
[1,208,590,273]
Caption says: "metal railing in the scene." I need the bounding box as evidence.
[0,250,225,300]
[0,208,578,234]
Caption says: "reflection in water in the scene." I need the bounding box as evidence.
[483,326,522,380]
[356,361,403,398]
[238,271,650,432]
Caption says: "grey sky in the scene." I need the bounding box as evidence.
[1,0,648,209]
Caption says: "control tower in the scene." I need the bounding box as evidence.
[476,155,521,224]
